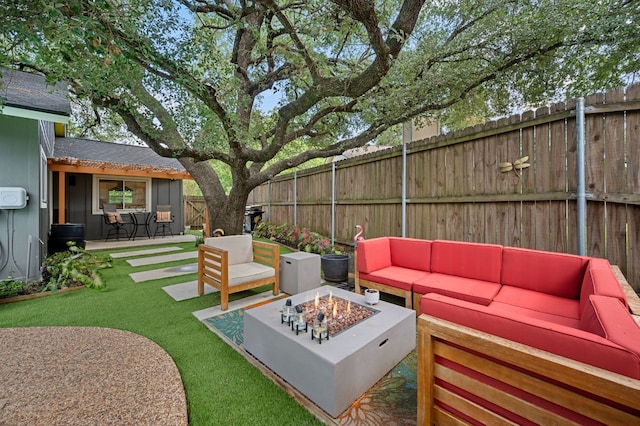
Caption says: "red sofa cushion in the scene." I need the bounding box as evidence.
[501,247,588,299]
[413,273,501,306]
[579,258,628,314]
[356,237,391,273]
[389,237,431,272]
[493,285,581,319]
[430,240,503,283]
[488,301,581,328]
[581,295,640,357]
[359,266,430,292]
[420,293,640,379]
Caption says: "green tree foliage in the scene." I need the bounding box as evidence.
[1,0,638,233]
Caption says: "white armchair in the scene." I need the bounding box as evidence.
[197,234,280,311]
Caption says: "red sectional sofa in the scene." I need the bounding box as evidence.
[355,237,640,380]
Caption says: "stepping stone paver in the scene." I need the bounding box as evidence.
[110,247,184,259]
[127,251,198,267]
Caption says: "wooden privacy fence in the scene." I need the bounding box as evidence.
[249,86,640,292]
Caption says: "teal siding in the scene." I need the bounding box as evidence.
[0,115,43,281]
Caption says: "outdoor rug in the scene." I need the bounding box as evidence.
[202,305,417,426]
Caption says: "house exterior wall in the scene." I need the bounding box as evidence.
[54,173,184,240]
[0,115,45,281]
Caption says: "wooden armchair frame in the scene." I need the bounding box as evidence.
[197,240,280,311]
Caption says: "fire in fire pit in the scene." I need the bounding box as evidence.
[299,291,377,336]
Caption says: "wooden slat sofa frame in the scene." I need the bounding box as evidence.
[417,315,640,425]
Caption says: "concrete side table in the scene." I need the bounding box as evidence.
[280,252,321,294]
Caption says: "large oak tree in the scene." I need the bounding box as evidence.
[2,0,638,233]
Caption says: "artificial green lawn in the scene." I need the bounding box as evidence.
[0,241,322,426]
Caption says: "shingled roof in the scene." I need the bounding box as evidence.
[50,137,191,180]
[0,68,70,119]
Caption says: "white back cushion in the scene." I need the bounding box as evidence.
[204,234,253,265]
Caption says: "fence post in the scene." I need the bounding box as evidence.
[267,180,271,223]
[402,123,411,237]
[576,97,587,256]
[293,171,297,226]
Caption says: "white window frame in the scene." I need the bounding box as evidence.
[92,175,152,214]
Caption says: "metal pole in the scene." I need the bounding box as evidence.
[402,122,412,237]
[293,172,297,226]
[576,97,586,256]
[331,162,336,246]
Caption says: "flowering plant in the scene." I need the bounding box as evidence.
[254,222,340,255]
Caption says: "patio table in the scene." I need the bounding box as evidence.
[129,212,152,240]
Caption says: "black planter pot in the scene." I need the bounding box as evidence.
[48,223,86,256]
[321,254,349,282]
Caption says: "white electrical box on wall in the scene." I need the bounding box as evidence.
[0,187,28,209]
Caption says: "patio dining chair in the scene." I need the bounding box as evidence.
[153,204,175,237]
[102,204,131,241]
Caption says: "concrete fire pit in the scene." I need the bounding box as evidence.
[244,285,415,417]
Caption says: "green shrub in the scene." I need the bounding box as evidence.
[41,244,111,291]
[0,276,24,298]
[254,222,340,255]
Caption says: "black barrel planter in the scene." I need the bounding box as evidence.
[321,254,349,282]
[48,223,86,256]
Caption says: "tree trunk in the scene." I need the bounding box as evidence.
[205,194,248,236]
[180,158,252,236]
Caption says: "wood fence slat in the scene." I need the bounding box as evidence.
[521,202,535,249]
[521,110,535,194]
[627,86,640,195]
[586,93,605,195]
[496,117,512,195]
[534,106,551,194]
[550,200,568,253]
[566,115,578,192]
[587,201,606,258]
[604,111,625,194]
[550,103,567,192]
[628,205,640,292]
[463,142,474,196]
[608,203,628,273]
[485,202,497,244]
[534,201,550,251]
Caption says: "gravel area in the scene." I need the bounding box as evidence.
[0,327,188,426]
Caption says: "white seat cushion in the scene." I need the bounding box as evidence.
[204,235,253,265]
[228,262,275,286]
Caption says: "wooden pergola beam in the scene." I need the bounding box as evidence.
[48,161,192,180]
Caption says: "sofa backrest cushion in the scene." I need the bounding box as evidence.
[501,247,588,299]
[204,234,253,265]
[356,237,391,274]
[579,258,628,313]
[430,240,502,283]
[389,237,432,272]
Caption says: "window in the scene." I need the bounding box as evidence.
[93,176,151,214]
